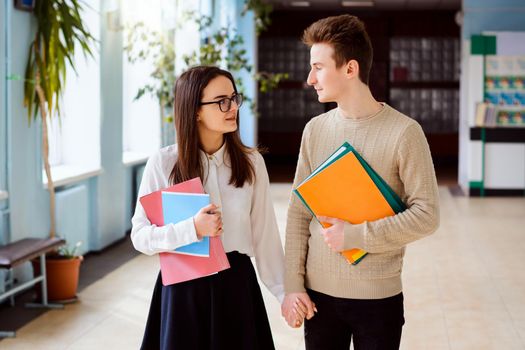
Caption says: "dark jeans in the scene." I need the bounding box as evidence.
[305,289,405,350]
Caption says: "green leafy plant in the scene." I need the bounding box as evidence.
[56,241,83,259]
[181,11,288,114]
[23,0,95,238]
[124,22,176,123]
[242,0,273,35]
[125,2,287,120]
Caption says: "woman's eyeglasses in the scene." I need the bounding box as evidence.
[200,94,243,112]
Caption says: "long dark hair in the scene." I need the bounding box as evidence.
[169,66,255,188]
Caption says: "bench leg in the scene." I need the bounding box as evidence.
[25,254,63,310]
[9,273,15,307]
[6,268,15,306]
[0,254,63,338]
[0,270,17,338]
[0,331,16,338]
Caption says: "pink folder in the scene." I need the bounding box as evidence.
[139,177,230,286]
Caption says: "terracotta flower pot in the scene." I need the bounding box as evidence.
[32,256,83,302]
[45,256,83,301]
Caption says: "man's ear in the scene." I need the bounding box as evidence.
[345,59,360,79]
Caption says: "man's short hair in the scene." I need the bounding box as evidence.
[302,14,373,85]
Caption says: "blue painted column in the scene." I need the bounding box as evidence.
[7,6,50,242]
[1,0,9,291]
[2,4,50,285]
[92,6,127,250]
[211,0,257,147]
[1,0,8,242]
[235,0,257,147]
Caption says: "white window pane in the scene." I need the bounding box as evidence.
[43,0,101,183]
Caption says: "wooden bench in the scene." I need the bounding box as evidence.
[0,237,65,338]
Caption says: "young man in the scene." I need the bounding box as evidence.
[281,14,440,349]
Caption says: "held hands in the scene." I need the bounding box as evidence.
[193,204,223,239]
[318,216,345,252]
[281,293,317,328]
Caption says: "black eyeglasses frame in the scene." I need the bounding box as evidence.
[199,94,243,112]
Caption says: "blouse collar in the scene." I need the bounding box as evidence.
[200,141,226,167]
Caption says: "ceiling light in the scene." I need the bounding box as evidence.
[291,1,310,7]
[341,1,374,7]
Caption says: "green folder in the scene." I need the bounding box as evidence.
[298,142,406,215]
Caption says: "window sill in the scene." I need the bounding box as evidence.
[43,165,103,189]
[0,191,8,201]
[123,151,149,167]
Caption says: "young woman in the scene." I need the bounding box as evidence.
[130,66,285,349]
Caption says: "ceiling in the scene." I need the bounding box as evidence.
[267,0,462,10]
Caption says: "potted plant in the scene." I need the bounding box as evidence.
[45,242,83,301]
[23,0,95,301]
[32,242,83,302]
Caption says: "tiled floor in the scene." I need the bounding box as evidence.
[1,184,525,349]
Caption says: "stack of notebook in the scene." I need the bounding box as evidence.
[294,142,406,265]
[140,177,230,285]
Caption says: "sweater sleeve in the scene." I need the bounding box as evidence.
[343,123,440,253]
[130,152,199,256]
[250,152,285,303]
[284,123,314,293]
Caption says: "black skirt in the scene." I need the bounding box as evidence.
[140,251,275,350]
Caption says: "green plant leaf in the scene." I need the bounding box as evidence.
[24,0,95,123]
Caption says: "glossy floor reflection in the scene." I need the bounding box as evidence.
[1,185,525,349]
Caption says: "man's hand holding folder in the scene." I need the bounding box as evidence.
[317,216,345,252]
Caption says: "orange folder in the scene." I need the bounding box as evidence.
[295,151,396,264]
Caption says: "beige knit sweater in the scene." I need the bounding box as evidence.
[284,104,440,299]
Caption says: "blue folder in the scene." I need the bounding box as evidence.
[161,192,210,257]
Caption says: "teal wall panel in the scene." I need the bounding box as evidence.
[463,1,525,39]
[1,0,7,200]
[235,0,257,147]
[124,166,133,232]
[1,0,8,294]
[92,15,126,250]
[55,184,90,255]
[464,0,525,7]
[207,0,257,147]
[8,7,50,242]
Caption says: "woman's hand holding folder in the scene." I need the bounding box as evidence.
[193,203,223,239]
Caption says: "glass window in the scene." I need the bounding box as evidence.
[122,0,166,162]
[45,0,101,184]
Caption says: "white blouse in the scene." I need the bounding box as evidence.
[130,143,285,302]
